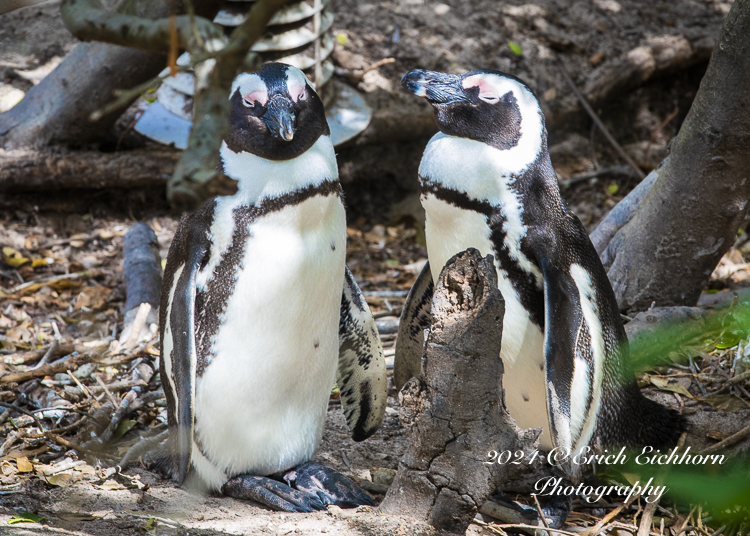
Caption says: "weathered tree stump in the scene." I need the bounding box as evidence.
[380,249,538,534]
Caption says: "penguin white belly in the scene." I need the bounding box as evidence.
[422,193,552,449]
[193,194,346,490]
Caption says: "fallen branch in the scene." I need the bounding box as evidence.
[60,0,224,56]
[0,150,179,193]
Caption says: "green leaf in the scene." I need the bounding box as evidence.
[607,183,619,195]
[385,258,400,267]
[141,518,157,534]
[336,33,349,46]
[9,512,47,524]
[507,41,523,56]
[113,419,137,441]
[715,331,741,349]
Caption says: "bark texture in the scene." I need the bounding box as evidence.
[598,0,750,311]
[379,249,538,534]
[0,149,179,191]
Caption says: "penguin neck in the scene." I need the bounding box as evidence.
[419,132,559,206]
[220,134,339,207]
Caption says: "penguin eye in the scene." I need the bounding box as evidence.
[242,98,256,108]
[298,91,307,101]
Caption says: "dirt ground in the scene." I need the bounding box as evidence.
[1,1,750,535]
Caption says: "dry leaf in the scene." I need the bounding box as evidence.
[700,393,749,412]
[16,456,33,473]
[45,473,73,486]
[2,247,30,268]
[98,479,127,491]
[649,375,694,398]
[2,461,18,476]
[74,286,111,311]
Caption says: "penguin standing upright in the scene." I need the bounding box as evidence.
[397,68,685,469]
[159,63,386,512]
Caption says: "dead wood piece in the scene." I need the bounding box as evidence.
[700,424,750,455]
[0,351,101,384]
[583,34,714,106]
[379,249,538,534]
[122,223,162,326]
[0,150,179,192]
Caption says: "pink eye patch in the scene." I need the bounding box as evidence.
[243,89,268,106]
[462,75,500,103]
[289,81,306,102]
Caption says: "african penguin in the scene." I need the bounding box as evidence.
[159,63,386,512]
[397,68,685,472]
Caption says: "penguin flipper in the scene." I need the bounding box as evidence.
[393,261,434,390]
[166,235,208,485]
[536,250,606,469]
[338,266,387,441]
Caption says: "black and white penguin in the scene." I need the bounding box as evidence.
[159,63,386,512]
[397,68,685,469]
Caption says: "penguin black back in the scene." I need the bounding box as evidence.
[399,67,685,461]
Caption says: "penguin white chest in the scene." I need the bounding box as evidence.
[421,193,552,449]
[192,194,346,489]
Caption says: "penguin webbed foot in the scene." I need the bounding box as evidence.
[222,475,326,513]
[489,491,571,529]
[284,462,374,509]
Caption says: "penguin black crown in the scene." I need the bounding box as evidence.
[397,68,686,470]
[159,62,386,512]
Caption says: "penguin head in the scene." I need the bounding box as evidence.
[401,69,546,152]
[224,63,330,160]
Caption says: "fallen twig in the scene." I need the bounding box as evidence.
[13,270,101,294]
[0,401,45,427]
[700,423,750,454]
[558,62,645,181]
[0,351,100,384]
[582,489,645,536]
[561,165,639,187]
[94,373,118,406]
[3,343,75,365]
[531,494,551,536]
[636,494,659,536]
[30,340,60,370]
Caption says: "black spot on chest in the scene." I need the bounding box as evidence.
[419,177,545,328]
[194,180,343,376]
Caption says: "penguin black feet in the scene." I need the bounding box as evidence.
[222,463,373,513]
[283,462,375,509]
[222,475,326,513]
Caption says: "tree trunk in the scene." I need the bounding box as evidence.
[379,249,538,534]
[595,0,750,312]
[0,0,222,151]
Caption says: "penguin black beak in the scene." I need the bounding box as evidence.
[263,95,296,142]
[401,69,471,105]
